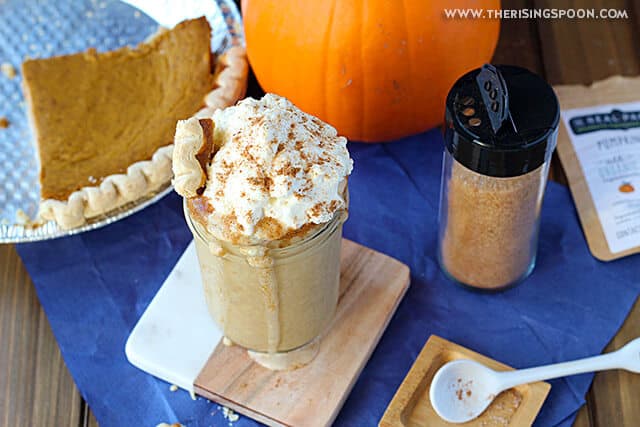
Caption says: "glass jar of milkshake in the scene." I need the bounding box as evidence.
[172,94,353,369]
[185,196,347,354]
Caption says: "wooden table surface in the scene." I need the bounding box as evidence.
[1,1,639,425]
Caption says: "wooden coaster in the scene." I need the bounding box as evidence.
[380,335,550,427]
[194,239,410,427]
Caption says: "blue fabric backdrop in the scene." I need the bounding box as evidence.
[16,129,640,427]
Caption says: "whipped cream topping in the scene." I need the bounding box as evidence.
[199,94,352,244]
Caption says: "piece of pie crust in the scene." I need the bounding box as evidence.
[22,17,247,229]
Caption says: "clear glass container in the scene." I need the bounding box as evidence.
[184,199,347,353]
[437,64,559,291]
[438,151,552,290]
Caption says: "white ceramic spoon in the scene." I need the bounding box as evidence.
[429,337,640,424]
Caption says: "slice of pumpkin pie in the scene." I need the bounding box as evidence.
[22,17,247,229]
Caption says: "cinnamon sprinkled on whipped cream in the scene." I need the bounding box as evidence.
[190,94,353,244]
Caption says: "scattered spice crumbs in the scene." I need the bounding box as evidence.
[222,406,240,423]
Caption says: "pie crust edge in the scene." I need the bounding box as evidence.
[38,46,248,229]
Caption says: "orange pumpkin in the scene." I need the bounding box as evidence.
[242,0,500,142]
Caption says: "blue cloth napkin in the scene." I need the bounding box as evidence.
[17,129,640,427]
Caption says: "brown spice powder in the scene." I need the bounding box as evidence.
[440,161,545,289]
[246,176,273,192]
[255,216,285,240]
[277,164,300,178]
[309,202,326,218]
[187,196,214,225]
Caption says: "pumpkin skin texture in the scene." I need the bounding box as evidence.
[243,0,500,142]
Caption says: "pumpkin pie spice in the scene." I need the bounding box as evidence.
[440,161,546,289]
[438,64,560,290]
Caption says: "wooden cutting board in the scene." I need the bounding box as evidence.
[194,239,410,427]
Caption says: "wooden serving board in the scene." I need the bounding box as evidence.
[194,239,410,427]
[380,336,550,427]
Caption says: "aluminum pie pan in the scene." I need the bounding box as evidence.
[0,184,174,243]
[0,0,244,243]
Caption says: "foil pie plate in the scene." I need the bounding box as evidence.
[0,0,244,243]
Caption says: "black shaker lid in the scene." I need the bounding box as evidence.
[444,64,560,177]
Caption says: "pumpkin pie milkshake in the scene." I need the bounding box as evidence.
[172,94,353,369]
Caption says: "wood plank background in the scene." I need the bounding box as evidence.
[492,1,640,425]
[0,0,638,425]
[0,244,86,426]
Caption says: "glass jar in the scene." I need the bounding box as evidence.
[184,199,347,354]
[437,65,559,291]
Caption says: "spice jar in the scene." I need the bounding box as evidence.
[437,65,560,291]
